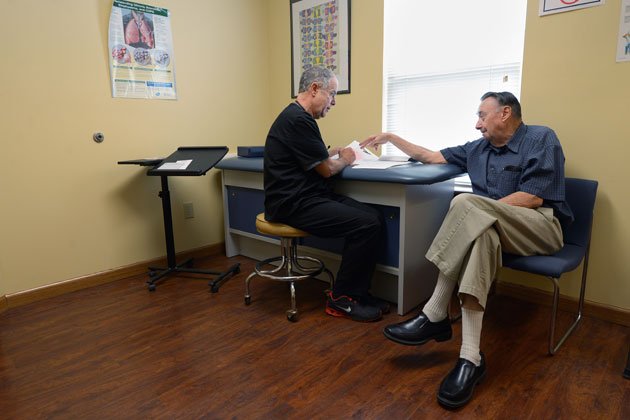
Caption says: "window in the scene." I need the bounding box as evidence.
[382,0,527,156]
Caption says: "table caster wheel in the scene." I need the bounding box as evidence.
[286,311,298,322]
[148,284,156,292]
[210,284,220,293]
[244,296,251,305]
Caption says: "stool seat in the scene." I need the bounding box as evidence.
[245,213,334,322]
[255,213,308,237]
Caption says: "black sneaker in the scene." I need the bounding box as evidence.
[326,291,382,322]
[359,294,391,314]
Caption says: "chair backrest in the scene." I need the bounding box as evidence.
[562,178,598,247]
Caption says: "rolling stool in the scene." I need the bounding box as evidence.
[244,213,334,322]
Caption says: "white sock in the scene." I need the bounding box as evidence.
[422,274,456,322]
[460,307,484,366]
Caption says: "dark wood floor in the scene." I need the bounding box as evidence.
[0,255,628,419]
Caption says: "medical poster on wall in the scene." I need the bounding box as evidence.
[617,0,630,62]
[290,0,350,97]
[108,0,177,99]
[539,0,605,16]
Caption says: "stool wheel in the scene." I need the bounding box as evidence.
[286,310,298,322]
[244,296,251,305]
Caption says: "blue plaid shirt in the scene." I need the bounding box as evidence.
[441,123,574,224]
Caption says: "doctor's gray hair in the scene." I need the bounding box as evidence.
[298,66,336,93]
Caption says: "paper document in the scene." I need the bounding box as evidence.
[344,141,411,169]
[156,159,192,170]
[351,160,412,170]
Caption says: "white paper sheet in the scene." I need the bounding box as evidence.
[156,159,192,170]
[351,160,412,170]
[341,140,412,169]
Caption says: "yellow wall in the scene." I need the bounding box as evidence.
[1,0,628,312]
[513,1,630,310]
[0,0,271,295]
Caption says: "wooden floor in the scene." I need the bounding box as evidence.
[0,255,628,419]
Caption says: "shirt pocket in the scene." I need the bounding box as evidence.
[498,167,522,192]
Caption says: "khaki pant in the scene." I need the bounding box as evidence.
[425,193,563,308]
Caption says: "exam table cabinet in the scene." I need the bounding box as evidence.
[226,186,400,268]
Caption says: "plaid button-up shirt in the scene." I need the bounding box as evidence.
[441,123,574,224]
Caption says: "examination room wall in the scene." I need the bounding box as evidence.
[0,0,272,296]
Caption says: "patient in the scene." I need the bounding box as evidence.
[361,91,573,408]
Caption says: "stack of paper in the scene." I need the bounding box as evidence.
[344,141,412,169]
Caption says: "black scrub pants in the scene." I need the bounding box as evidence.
[275,193,384,299]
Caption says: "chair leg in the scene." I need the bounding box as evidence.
[324,267,334,292]
[244,271,258,305]
[286,281,298,322]
[547,276,580,355]
[546,270,587,354]
[546,239,590,355]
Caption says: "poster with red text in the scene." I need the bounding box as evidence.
[539,0,604,16]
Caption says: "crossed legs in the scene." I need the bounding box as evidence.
[385,193,563,408]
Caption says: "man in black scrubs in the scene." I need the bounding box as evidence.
[264,66,387,322]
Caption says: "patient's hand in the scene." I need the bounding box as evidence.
[359,133,392,153]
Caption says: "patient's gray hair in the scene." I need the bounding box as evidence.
[298,66,335,93]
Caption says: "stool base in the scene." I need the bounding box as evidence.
[244,238,334,322]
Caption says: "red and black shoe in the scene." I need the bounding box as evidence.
[359,293,391,315]
[325,291,382,322]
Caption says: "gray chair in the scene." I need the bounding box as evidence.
[502,178,598,355]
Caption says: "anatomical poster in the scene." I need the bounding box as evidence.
[108,0,177,99]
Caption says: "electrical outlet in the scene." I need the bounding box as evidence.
[183,202,195,219]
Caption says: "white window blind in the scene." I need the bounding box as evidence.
[383,0,527,156]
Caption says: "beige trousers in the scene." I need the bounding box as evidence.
[425,193,563,308]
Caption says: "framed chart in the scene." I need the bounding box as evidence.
[290,0,350,97]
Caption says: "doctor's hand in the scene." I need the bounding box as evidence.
[338,147,356,165]
[328,146,342,157]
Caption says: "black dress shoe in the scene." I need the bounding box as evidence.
[383,312,452,345]
[437,353,486,409]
